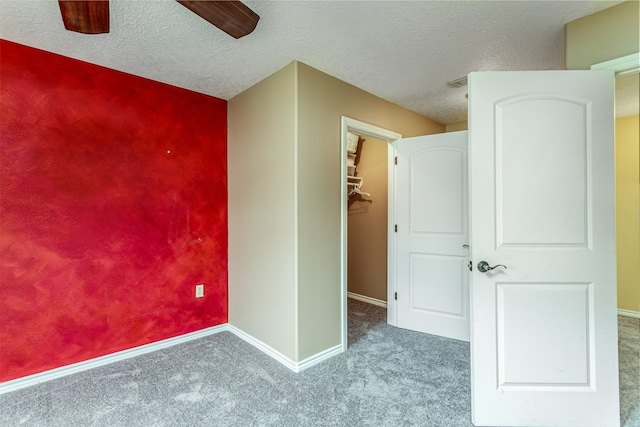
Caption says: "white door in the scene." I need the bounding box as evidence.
[395,131,470,342]
[469,71,619,427]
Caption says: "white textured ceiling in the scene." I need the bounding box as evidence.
[0,0,629,124]
[616,72,640,118]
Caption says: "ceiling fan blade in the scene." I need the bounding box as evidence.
[177,1,259,39]
[58,1,109,34]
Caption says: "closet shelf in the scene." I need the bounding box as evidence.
[346,132,371,200]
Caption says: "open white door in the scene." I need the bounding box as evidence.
[469,71,619,427]
[395,131,470,342]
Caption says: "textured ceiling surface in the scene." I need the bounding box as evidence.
[0,0,628,124]
[616,72,640,118]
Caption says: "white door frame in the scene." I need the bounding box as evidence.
[340,117,401,350]
[590,52,640,75]
[591,52,640,317]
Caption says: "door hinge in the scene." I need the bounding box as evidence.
[394,156,397,165]
[394,224,397,232]
[394,292,397,301]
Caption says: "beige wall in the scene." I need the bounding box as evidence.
[295,62,444,360]
[227,62,298,360]
[228,62,445,362]
[565,1,639,69]
[229,61,443,362]
[347,136,389,302]
[446,121,468,132]
[615,115,640,313]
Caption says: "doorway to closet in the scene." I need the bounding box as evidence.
[347,133,390,309]
[340,118,400,349]
[340,117,470,347]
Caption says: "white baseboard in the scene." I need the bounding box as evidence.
[227,324,298,371]
[0,324,229,395]
[227,324,343,373]
[348,291,387,308]
[297,344,343,372]
[2,322,345,394]
[8,302,632,394]
[618,309,640,319]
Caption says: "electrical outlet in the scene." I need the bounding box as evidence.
[195,284,204,298]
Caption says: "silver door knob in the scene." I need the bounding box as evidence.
[477,261,507,273]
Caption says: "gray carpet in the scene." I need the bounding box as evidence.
[0,300,638,426]
[619,315,640,427]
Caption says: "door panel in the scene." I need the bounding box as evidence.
[410,253,465,316]
[396,131,469,342]
[469,71,619,427]
[410,148,465,234]
[496,95,590,247]
[497,282,593,388]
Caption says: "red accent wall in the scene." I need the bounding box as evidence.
[0,40,228,382]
